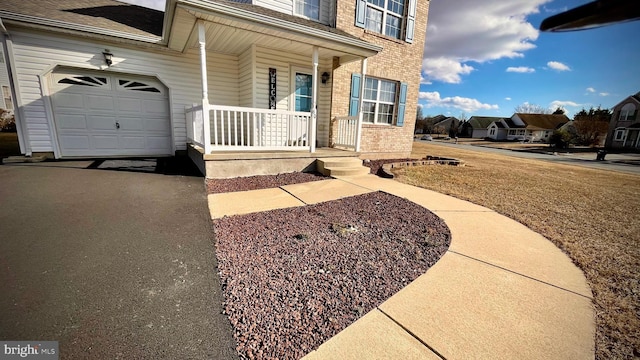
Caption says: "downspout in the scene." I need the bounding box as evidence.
[0,18,31,156]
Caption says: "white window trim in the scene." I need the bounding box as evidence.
[363,77,398,125]
[614,128,626,141]
[289,66,314,112]
[364,0,405,39]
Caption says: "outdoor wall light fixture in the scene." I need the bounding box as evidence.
[102,49,113,66]
[321,72,330,84]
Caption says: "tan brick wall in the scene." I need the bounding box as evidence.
[330,0,429,158]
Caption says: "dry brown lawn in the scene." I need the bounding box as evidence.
[393,142,639,360]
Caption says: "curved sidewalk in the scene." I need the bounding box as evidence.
[208,174,595,359]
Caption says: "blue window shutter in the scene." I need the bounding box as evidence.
[349,73,361,117]
[405,0,417,43]
[397,82,408,126]
[355,0,366,28]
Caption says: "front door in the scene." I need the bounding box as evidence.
[294,72,312,112]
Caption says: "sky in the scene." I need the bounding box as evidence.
[121,0,639,119]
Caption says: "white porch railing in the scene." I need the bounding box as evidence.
[186,104,312,152]
[185,104,205,148]
[333,115,358,150]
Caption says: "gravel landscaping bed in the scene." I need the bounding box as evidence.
[207,172,328,194]
[213,191,450,359]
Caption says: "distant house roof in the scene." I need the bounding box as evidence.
[468,116,507,129]
[433,117,459,128]
[515,113,569,130]
[492,121,505,128]
[612,91,640,110]
[504,118,524,128]
[0,0,164,38]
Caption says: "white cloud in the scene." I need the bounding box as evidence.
[505,97,512,101]
[547,61,571,71]
[550,100,581,109]
[506,66,535,73]
[422,57,474,84]
[420,91,499,113]
[600,92,610,96]
[586,87,596,93]
[118,0,166,11]
[422,0,550,83]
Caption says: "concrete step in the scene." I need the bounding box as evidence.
[323,166,370,177]
[317,157,369,177]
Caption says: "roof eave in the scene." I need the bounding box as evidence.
[0,10,164,45]
[177,0,382,57]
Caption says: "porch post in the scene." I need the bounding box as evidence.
[355,58,367,152]
[198,20,212,154]
[310,46,319,153]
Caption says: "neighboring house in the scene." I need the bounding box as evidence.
[465,116,508,138]
[487,120,509,140]
[0,0,427,176]
[431,116,458,137]
[605,91,640,149]
[487,113,569,142]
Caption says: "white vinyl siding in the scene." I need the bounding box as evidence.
[253,0,331,25]
[238,45,255,107]
[253,46,331,146]
[9,29,240,156]
[252,0,293,17]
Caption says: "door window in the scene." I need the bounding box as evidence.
[294,73,313,112]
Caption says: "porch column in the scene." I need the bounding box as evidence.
[198,20,212,154]
[310,46,319,153]
[355,58,367,152]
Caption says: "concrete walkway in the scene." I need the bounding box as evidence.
[208,174,595,359]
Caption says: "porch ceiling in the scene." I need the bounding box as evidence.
[167,1,380,60]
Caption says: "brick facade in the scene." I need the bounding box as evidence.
[330,0,429,158]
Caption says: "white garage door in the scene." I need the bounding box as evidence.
[50,69,172,157]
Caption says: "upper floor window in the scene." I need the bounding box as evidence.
[362,77,397,124]
[619,103,636,121]
[364,0,405,39]
[294,0,320,20]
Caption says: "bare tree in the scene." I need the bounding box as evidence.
[514,103,553,114]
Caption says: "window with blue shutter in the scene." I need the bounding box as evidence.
[356,0,417,43]
[349,73,362,117]
[396,82,408,126]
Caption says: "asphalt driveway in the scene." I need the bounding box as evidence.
[0,159,237,359]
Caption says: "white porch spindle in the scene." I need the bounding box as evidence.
[355,58,367,152]
[198,21,211,154]
[310,46,319,153]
